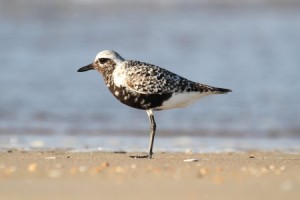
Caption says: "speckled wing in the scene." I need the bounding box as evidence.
[125,60,188,95]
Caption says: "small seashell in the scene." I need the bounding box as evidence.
[79,166,87,172]
[114,166,125,173]
[130,164,137,169]
[45,156,56,160]
[183,158,198,162]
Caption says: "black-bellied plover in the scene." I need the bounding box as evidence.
[77,50,231,158]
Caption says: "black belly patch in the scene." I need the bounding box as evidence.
[108,86,172,110]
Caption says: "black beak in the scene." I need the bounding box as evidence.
[77,63,95,72]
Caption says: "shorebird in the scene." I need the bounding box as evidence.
[77,50,231,158]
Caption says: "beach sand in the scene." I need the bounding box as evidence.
[0,150,299,200]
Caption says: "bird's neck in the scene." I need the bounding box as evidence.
[101,71,114,88]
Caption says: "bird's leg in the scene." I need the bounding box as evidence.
[129,109,156,159]
[147,109,156,159]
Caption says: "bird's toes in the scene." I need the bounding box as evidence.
[129,154,153,159]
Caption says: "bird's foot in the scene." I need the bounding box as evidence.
[130,153,153,159]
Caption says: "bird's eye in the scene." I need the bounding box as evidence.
[99,58,110,64]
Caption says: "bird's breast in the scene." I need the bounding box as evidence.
[112,67,128,88]
[107,84,172,110]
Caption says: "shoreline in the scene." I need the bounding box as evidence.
[1,151,299,200]
[1,134,299,154]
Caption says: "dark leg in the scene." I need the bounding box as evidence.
[130,109,156,159]
[147,110,156,159]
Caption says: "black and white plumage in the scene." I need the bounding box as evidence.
[77,50,231,158]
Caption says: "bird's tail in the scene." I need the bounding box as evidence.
[211,87,232,94]
[199,84,232,94]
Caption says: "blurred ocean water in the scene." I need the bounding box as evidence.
[0,1,300,142]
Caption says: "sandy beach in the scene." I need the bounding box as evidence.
[1,1,300,200]
[0,150,299,200]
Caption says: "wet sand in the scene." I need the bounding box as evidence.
[0,150,299,200]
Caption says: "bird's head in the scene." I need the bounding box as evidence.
[77,50,125,74]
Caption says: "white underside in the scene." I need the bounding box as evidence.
[156,92,212,110]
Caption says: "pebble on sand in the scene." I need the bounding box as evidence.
[4,166,16,176]
[27,163,37,173]
[199,167,209,176]
[47,169,62,178]
[89,162,110,175]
